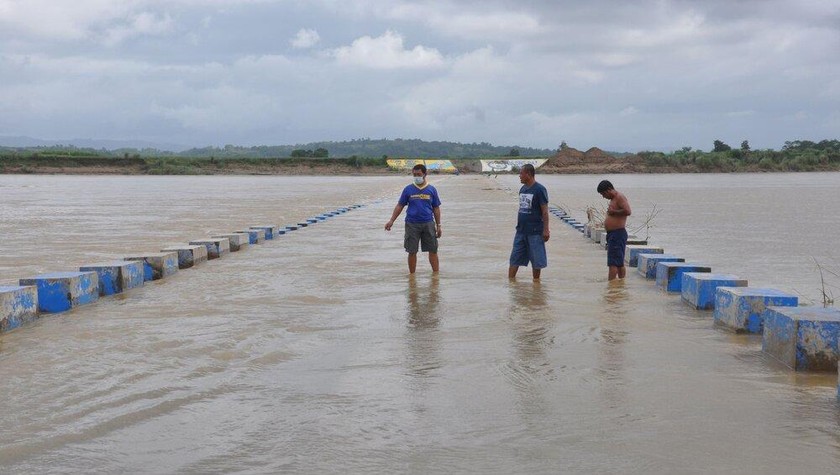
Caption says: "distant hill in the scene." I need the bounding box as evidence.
[0,136,634,159]
[176,139,555,158]
[0,135,190,152]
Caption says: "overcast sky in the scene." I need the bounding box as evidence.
[1,0,838,151]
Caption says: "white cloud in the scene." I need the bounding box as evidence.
[331,30,444,69]
[103,11,175,46]
[291,28,320,49]
[620,107,638,116]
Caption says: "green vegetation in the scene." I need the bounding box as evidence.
[0,138,838,174]
[638,139,840,172]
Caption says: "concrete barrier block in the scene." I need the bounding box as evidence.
[250,225,279,240]
[189,238,230,259]
[211,233,250,252]
[680,273,747,310]
[239,229,266,245]
[124,252,179,281]
[763,306,840,371]
[79,261,145,295]
[655,262,711,292]
[637,254,685,279]
[306,219,318,224]
[296,222,309,227]
[19,272,99,313]
[714,287,798,334]
[160,245,208,269]
[625,246,663,267]
[0,286,38,332]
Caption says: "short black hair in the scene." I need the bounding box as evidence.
[597,180,614,193]
[412,164,427,175]
[522,163,536,176]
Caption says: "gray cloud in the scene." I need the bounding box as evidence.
[0,0,837,151]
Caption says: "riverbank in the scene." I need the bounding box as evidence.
[2,146,839,175]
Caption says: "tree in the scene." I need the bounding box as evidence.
[741,140,750,152]
[313,148,329,158]
[509,148,520,157]
[559,141,569,151]
[713,140,731,152]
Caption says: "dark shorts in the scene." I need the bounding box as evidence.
[404,221,438,254]
[509,232,547,269]
[606,228,628,267]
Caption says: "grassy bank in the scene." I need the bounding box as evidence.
[2,139,840,175]
[0,153,392,175]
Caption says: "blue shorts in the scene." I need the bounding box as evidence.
[606,228,628,267]
[509,232,547,269]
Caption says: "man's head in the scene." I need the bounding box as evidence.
[597,179,615,199]
[519,164,536,184]
[412,164,427,186]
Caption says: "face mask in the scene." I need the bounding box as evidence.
[413,176,425,186]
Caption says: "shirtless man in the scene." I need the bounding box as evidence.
[597,180,632,280]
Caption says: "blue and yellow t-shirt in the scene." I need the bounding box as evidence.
[398,183,442,223]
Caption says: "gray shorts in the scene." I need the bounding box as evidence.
[404,221,438,254]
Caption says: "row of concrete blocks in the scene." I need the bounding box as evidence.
[634,251,840,378]
[0,205,365,333]
[551,208,587,233]
[553,209,840,397]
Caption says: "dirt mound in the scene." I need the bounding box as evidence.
[584,147,611,160]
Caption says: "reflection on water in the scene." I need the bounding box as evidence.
[504,281,555,416]
[599,280,629,407]
[404,274,442,382]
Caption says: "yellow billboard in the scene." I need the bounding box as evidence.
[387,159,457,173]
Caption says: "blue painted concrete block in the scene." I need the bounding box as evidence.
[19,272,99,313]
[680,273,747,310]
[714,287,798,334]
[763,306,840,371]
[189,238,230,259]
[124,252,179,281]
[0,286,38,332]
[211,233,250,252]
[160,245,208,269]
[297,222,309,227]
[250,225,279,240]
[625,246,664,267]
[238,229,266,245]
[80,261,145,296]
[655,262,711,292]
[306,219,318,224]
[637,254,685,279]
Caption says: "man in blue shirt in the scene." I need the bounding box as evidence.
[385,164,442,274]
[508,164,550,280]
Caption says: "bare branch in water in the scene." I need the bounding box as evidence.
[814,257,836,308]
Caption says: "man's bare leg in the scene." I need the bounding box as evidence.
[618,266,626,279]
[408,253,417,274]
[508,266,519,279]
[532,268,541,280]
[429,252,439,272]
[608,266,618,281]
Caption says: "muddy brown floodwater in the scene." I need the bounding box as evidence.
[0,173,839,473]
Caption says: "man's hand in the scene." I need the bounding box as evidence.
[385,220,394,231]
[543,229,550,242]
[435,224,442,238]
